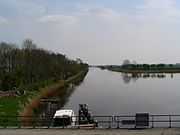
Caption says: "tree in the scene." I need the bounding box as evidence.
[122,59,131,68]
[0,39,88,91]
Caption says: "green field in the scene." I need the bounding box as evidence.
[0,93,33,116]
[100,64,180,73]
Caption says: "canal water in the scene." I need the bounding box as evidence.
[39,67,180,127]
[65,68,180,116]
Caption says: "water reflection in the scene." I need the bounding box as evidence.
[65,68,180,117]
[35,72,87,125]
[121,73,170,83]
[40,84,75,115]
[36,84,76,125]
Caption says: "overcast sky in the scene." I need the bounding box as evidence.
[1,0,180,65]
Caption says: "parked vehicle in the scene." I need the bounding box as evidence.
[53,109,76,126]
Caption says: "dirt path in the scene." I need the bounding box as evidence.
[0,128,180,135]
[0,90,17,97]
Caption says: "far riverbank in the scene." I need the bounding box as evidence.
[107,68,180,73]
[99,62,180,73]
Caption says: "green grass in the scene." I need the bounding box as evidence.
[19,70,88,117]
[0,93,33,126]
[0,79,59,117]
[0,93,32,116]
[0,68,88,116]
[0,70,88,127]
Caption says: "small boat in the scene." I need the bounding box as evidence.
[53,104,95,127]
[53,109,76,126]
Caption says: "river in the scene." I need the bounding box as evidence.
[40,67,180,117]
[65,67,180,116]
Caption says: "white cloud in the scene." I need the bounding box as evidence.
[135,0,180,23]
[76,4,120,21]
[0,17,8,23]
[75,1,180,26]
[19,4,45,15]
[1,0,45,16]
[38,15,79,26]
[2,0,180,64]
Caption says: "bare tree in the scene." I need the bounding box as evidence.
[122,59,131,67]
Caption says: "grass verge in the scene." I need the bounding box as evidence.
[0,70,88,126]
[0,70,87,116]
[19,70,88,116]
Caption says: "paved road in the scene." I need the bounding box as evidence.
[0,128,180,135]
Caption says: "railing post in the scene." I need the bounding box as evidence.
[63,118,65,129]
[108,116,111,129]
[135,116,136,129]
[152,116,154,128]
[77,116,80,129]
[18,121,21,128]
[93,116,96,129]
[18,116,21,128]
[47,120,50,129]
[117,116,120,128]
[93,121,95,129]
[4,120,6,128]
[33,118,35,129]
[169,116,171,128]
[93,122,95,129]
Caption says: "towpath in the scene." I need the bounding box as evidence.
[0,128,180,135]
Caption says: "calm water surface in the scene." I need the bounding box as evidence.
[64,68,180,116]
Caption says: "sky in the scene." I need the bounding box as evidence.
[1,0,180,65]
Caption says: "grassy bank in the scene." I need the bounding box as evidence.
[0,70,88,117]
[19,70,88,116]
[0,94,32,116]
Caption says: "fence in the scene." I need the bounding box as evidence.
[0,115,113,129]
[0,90,17,97]
[1,115,180,129]
[0,116,52,128]
[114,115,180,128]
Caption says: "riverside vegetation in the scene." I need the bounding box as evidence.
[0,39,88,116]
[100,59,180,73]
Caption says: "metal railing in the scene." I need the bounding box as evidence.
[114,115,180,128]
[0,115,113,129]
[1,115,180,129]
[0,115,52,128]
[93,116,113,128]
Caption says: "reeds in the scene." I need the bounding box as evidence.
[19,71,86,117]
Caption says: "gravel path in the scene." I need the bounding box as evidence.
[0,128,180,135]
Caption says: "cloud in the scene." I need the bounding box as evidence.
[0,17,8,23]
[75,1,180,26]
[38,15,79,26]
[1,0,45,16]
[76,4,120,21]
[2,0,180,64]
[135,0,180,23]
[19,4,45,15]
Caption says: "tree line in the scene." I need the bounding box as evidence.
[0,39,88,91]
[121,59,175,70]
[99,59,180,71]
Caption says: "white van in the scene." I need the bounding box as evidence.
[53,109,76,126]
